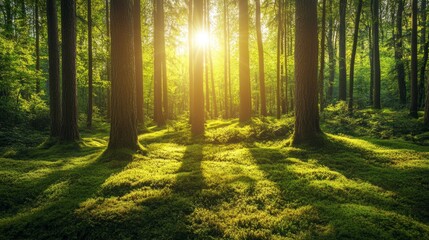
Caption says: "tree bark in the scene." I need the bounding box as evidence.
[372,0,381,109]
[35,0,41,93]
[255,0,266,116]
[348,0,363,112]
[134,0,144,124]
[191,0,205,135]
[60,0,80,141]
[420,0,428,107]
[327,0,335,102]
[154,0,165,126]
[108,0,138,150]
[239,0,251,122]
[223,0,228,118]
[292,0,322,145]
[106,0,111,120]
[276,0,282,119]
[189,0,194,123]
[395,0,406,105]
[207,0,217,118]
[338,0,347,101]
[319,0,326,111]
[47,0,61,138]
[410,0,418,117]
[87,0,93,128]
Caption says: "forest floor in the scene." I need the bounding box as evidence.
[1,107,429,239]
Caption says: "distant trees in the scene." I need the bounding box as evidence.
[87,0,93,128]
[255,0,266,116]
[239,0,252,122]
[60,0,80,141]
[410,0,418,117]
[292,0,322,145]
[348,0,363,112]
[395,0,407,105]
[108,0,138,150]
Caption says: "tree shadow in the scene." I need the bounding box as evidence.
[247,137,429,239]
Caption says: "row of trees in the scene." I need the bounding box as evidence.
[1,0,429,148]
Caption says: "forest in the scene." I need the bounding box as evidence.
[0,0,429,239]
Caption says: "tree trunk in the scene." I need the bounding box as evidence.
[420,0,428,107]
[207,0,217,118]
[276,0,282,119]
[369,24,374,105]
[338,0,347,101]
[255,0,266,116]
[327,0,335,102]
[223,0,228,118]
[292,0,322,145]
[134,0,144,124]
[87,0,93,128]
[35,0,41,93]
[189,0,194,123]
[284,1,289,114]
[372,0,381,109]
[47,0,61,138]
[319,0,326,111]
[108,0,138,150]
[154,0,165,126]
[348,0,363,112]
[5,0,13,38]
[239,0,251,122]
[410,0,418,117]
[395,0,406,105]
[60,0,80,141]
[106,0,111,120]
[191,0,205,135]
[161,0,168,120]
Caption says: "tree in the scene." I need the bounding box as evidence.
[35,0,41,93]
[292,0,322,145]
[255,0,266,116]
[327,0,335,102]
[223,0,230,119]
[239,0,252,122]
[191,0,205,135]
[372,0,381,109]
[319,0,326,111]
[47,0,61,138]
[338,0,347,101]
[410,0,418,117]
[60,0,80,141]
[108,0,138,150]
[106,0,111,120]
[348,0,363,112]
[134,0,144,124]
[154,0,165,126]
[87,0,93,128]
[420,0,428,107]
[276,0,282,119]
[395,0,406,105]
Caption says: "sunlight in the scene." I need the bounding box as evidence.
[195,31,210,48]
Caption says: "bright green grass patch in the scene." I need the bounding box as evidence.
[0,118,428,239]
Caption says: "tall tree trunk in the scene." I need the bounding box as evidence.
[395,0,406,105]
[5,0,13,38]
[108,0,138,150]
[60,0,80,141]
[420,0,428,107]
[348,0,363,112]
[35,0,40,93]
[239,0,251,122]
[47,0,61,138]
[191,0,205,135]
[410,0,418,117]
[372,0,381,109]
[327,0,335,101]
[284,1,289,114]
[319,0,326,111]
[276,0,282,119]
[207,0,217,118]
[338,0,347,101]
[223,0,228,118]
[255,0,266,116]
[292,0,322,145]
[134,0,144,124]
[161,0,168,120]
[369,24,374,105]
[87,0,93,128]
[106,0,111,120]
[189,0,194,123]
[154,0,165,126]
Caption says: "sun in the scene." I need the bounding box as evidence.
[195,31,210,48]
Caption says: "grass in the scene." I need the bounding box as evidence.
[0,110,429,239]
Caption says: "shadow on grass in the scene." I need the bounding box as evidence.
[247,137,429,239]
[0,148,132,239]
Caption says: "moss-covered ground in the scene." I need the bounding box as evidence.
[1,109,429,239]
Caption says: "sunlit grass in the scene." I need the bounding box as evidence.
[0,114,428,239]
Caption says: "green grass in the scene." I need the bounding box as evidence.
[0,112,429,239]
